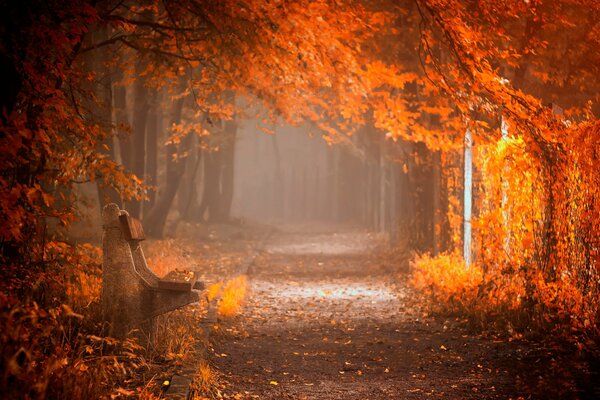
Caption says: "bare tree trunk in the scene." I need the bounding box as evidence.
[143,87,189,237]
[271,133,284,219]
[127,69,149,219]
[145,89,158,210]
[218,119,236,221]
[198,149,221,222]
[329,146,340,221]
[432,150,443,255]
[177,130,201,219]
[114,72,131,173]
[197,93,237,223]
[94,27,120,206]
[0,54,21,121]
[182,146,202,220]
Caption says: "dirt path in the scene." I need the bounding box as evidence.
[209,230,596,399]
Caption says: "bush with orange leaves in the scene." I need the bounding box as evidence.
[411,253,482,309]
[413,121,600,341]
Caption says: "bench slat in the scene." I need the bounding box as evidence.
[119,214,145,241]
[158,270,198,292]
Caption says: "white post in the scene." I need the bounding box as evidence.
[501,115,509,139]
[501,116,510,254]
[463,128,473,268]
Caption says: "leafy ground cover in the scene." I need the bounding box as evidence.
[204,229,599,400]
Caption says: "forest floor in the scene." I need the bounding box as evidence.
[205,226,599,400]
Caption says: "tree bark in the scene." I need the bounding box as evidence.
[0,54,21,121]
[113,71,131,173]
[197,93,237,223]
[127,69,149,219]
[177,131,200,219]
[143,88,189,237]
[197,148,221,222]
[94,27,120,206]
[182,145,202,220]
[271,133,284,219]
[145,89,158,210]
[218,119,236,221]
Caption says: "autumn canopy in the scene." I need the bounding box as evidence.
[0,0,598,397]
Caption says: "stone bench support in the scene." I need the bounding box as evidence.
[101,203,201,338]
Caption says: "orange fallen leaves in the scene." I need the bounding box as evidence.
[218,275,248,318]
[207,282,222,302]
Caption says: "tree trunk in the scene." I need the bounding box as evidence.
[177,131,200,219]
[96,67,120,206]
[271,133,284,219]
[198,149,221,222]
[0,54,21,121]
[432,150,448,255]
[219,119,236,221]
[143,87,188,238]
[127,70,149,219]
[94,27,120,207]
[183,146,202,220]
[114,72,131,172]
[145,89,158,210]
[197,94,237,223]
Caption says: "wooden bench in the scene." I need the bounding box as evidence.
[102,203,203,338]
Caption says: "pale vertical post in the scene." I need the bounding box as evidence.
[501,115,510,254]
[501,115,509,139]
[463,129,473,268]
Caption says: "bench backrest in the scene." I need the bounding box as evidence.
[119,214,145,241]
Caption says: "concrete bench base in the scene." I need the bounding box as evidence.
[102,203,201,339]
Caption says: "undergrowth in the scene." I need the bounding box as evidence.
[411,252,599,347]
[411,132,600,351]
[190,362,223,400]
[0,241,208,399]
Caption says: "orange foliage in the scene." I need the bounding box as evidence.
[207,282,223,302]
[0,254,152,399]
[390,0,600,342]
[411,253,483,306]
[1,0,599,395]
[217,275,248,318]
[413,120,600,338]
